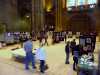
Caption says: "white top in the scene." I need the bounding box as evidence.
[35,47,46,60]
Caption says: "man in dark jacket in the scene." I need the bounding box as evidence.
[70,39,76,55]
[73,45,80,70]
[65,41,70,64]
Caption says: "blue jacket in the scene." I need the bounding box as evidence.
[23,40,33,53]
[36,47,46,60]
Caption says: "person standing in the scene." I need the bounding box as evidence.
[73,45,80,70]
[44,32,48,46]
[19,33,24,47]
[63,31,67,43]
[65,41,70,64]
[23,38,35,70]
[36,44,46,73]
[70,39,76,55]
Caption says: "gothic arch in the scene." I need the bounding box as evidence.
[68,13,96,33]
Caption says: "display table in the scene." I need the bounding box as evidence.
[77,55,97,75]
[11,48,36,62]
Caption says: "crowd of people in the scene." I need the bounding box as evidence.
[65,39,95,70]
[20,31,97,75]
[22,31,71,74]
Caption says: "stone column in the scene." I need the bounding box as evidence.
[98,0,100,7]
[62,0,66,8]
[32,0,44,33]
[0,0,6,22]
[94,0,100,33]
[55,0,63,32]
[0,0,18,32]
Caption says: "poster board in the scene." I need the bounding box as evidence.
[79,34,96,52]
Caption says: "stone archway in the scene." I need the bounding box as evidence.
[68,13,96,33]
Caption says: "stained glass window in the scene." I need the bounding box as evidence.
[87,0,97,4]
[77,0,86,5]
[67,0,97,7]
[67,0,76,7]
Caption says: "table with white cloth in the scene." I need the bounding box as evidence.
[11,48,36,62]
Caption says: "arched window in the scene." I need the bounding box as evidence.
[77,0,86,5]
[87,0,97,4]
[67,0,97,7]
[67,0,76,7]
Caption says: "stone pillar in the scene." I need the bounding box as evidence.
[62,0,65,8]
[43,0,45,8]
[98,0,100,7]
[0,0,18,32]
[0,0,6,22]
[94,0,100,33]
[55,0,63,32]
[32,0,44,33]
[9,0,18,31]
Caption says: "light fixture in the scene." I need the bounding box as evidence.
[26,15,30,18]
[46,4,52,12]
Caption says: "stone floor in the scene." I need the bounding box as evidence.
[0,38,99,75]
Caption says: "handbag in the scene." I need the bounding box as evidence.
[44,64,49,70]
